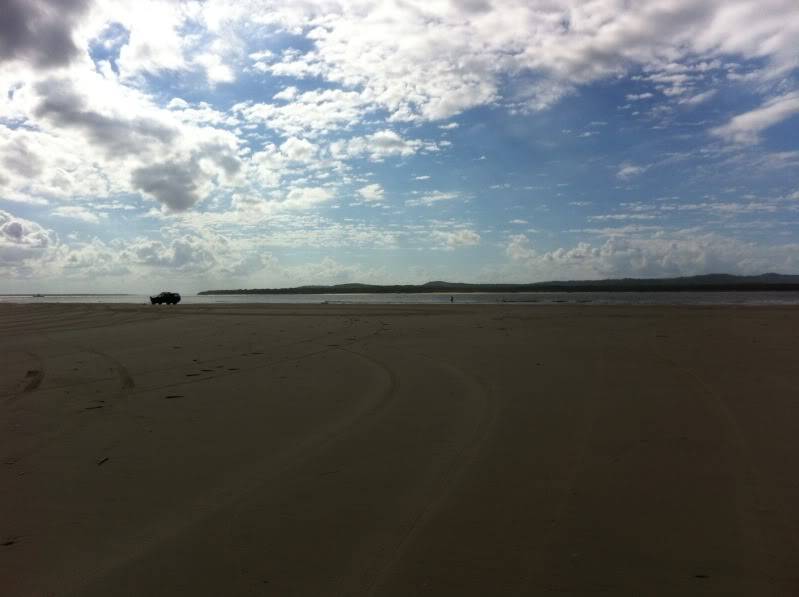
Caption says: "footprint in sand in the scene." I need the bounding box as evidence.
[23,369,43,392]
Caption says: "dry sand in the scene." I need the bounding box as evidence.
[1,303,798,596]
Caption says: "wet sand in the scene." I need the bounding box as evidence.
[1,303,798,596]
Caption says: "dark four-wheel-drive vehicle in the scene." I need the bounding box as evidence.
[150,292,181,305]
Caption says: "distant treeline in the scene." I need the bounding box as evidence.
[199,273,799,295]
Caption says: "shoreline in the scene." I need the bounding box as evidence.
[3,290,799,308]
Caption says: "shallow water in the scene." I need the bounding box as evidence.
[3,291,799,306]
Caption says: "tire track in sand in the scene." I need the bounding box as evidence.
[63,342,400,597]
[359,358,499,597]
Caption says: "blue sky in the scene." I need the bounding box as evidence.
[1,0,798,292]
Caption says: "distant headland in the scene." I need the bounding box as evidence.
[199,273,799,295]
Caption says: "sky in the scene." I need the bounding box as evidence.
[1,0,798,293]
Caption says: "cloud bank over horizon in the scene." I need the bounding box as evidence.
[1,0,798,292]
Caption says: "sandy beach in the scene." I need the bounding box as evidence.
[1,303,798,596]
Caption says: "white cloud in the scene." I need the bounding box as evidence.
[125,235,217,271]
[235,186,334,215]
[279,137,318,163]
[218,0,799,120]
[505,232,799,279]
[3,0,799,290]
[195,52,235,84]
[2,70,244,212]
[678,89,717,106]
[52,205,104,224]
[330,130,437,162]
[405,191,460,207]
[589,213,657,222]
[167,97,190,110]
[0,209,54,271]
[164,99,238,126]
[712,92,799,144]
[432,229,481,250]
[626,93,654,101]
[0,123,114,204]
[249,50,273,62]
[357,183,384,202]
[506,234,536,262]
[235,88,371,136]
[111,1,191,80]
[616,162,650,180]
[273,86,298,101]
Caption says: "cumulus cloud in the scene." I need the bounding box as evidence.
[223,0,799,120]
[0,209,54,271]
[279,137,318,163]
[505,232,799,279]
[281,187,333,210]
[33,78,177,157]
[2,0,798,290]
[11,72,242,212]
[432,229,481,250]
[330,129,437,162]
[357,183,384,202]
[195,52,235,84]
[273,86,298,101]
[1,137,44,180]
[131,161,204,212]
[234,187,334,218]
[712,92,799,145]
[0,0,91,68]
[127,235,217,271]
[110,1,191,79]
[0,124,114,204]
[0,206,400,289]
[235,88,371,136]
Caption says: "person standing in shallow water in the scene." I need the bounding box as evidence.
[450,296,454,303]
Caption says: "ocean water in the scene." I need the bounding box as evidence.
[2,291,799,306]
